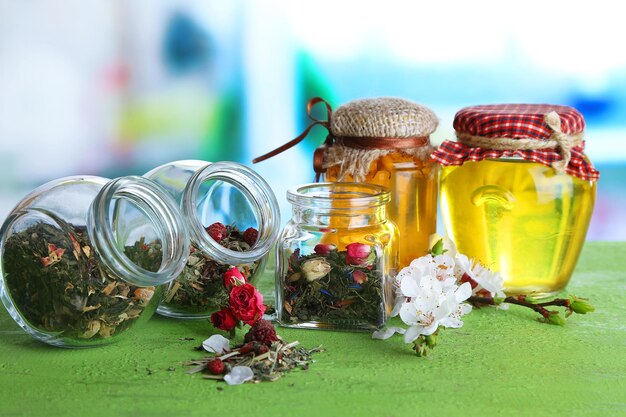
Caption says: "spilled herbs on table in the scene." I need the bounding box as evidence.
[186,320,323,384]
[2,222,162,340]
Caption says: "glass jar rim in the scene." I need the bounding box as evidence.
[88,175,189,287]
[287,182,391,209]
[182,161,280,265]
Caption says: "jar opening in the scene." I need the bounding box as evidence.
[88,176,189,287]
[287,182,391,209]
[182,162,280,265]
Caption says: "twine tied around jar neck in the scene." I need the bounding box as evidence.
[252,97,431,181]
[456,111,584,174]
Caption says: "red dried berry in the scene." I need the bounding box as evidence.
[206,222,227,242]
[206,358,225,375]
[243,319,278,346]
[242,227,258,246]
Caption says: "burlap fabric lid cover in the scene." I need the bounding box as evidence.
[324,97,438,182]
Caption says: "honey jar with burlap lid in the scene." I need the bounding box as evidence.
[432,104,599,297]
[254,97,439,268]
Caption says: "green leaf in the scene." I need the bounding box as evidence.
[545,312,566,326]
[425,331,438,348]
[569,296,595,314]
[430,239,447,256]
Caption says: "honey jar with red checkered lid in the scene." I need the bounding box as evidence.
[432,104,599,297]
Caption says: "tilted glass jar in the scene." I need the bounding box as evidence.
[144,160,280,318]
[276,182,398,331]
[0,176,189,347]
[433,104,599,297]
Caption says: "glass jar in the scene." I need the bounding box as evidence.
[253,97,438,269]
[0,176,189,347]
[324,151,437,269]
[433,104,599,297]
[276,182,398,331]
[144,160,280,318]
[320,97,439,268]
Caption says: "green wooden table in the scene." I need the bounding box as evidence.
[1,242,624,417]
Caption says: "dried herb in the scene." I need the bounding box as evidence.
[281,243,385,328]
[186,321,323,383]
[161,223,258,315]
[2,222,163,342]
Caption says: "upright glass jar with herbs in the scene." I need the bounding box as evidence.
[276,182,398,331]
[144,160,280,319]
[254,97,438,268]
[432,104,599,297]
[0,176,189,347]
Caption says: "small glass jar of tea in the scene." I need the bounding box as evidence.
[0,176,189,347]
[275,182,398,331]
[144,160,280,319]
[254,97,438,269]
[432,104,599,297]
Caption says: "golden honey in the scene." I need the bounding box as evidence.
[440,159,596,296]
[325,152,438,267]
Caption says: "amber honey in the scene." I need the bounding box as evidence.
[325,152,437,267]
[440,159,596,296]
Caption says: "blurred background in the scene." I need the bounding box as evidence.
[0,0,624,239]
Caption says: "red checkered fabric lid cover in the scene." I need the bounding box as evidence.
[431,104,599,181]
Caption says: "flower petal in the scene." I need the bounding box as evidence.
[372,326,406,340]
[224,366,254,385]
[440,316,464,329]
[420,322,439,336]
[390,299,404,317]
[399,274,423,298]
[455,253,474,277]
[202,334,230,354]
[403,325,424,343]
[399,302,418,326]
[455,282,472,302]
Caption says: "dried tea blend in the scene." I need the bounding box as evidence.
[281,243,385,327]
[160,223,259,316]
[186,320,323,384]
[2,222,163,342]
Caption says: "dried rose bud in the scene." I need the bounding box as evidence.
[206,358,225,375]
[345,243,373,266]
[314,244,336,255]
[206,222,227,242]
[352,270,368,284]
[223,267,246,289]
[301,258,332,281]
[243,227,259,246]
[210,308,238,331]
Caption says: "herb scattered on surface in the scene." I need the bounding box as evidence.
[186,320,323,384]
